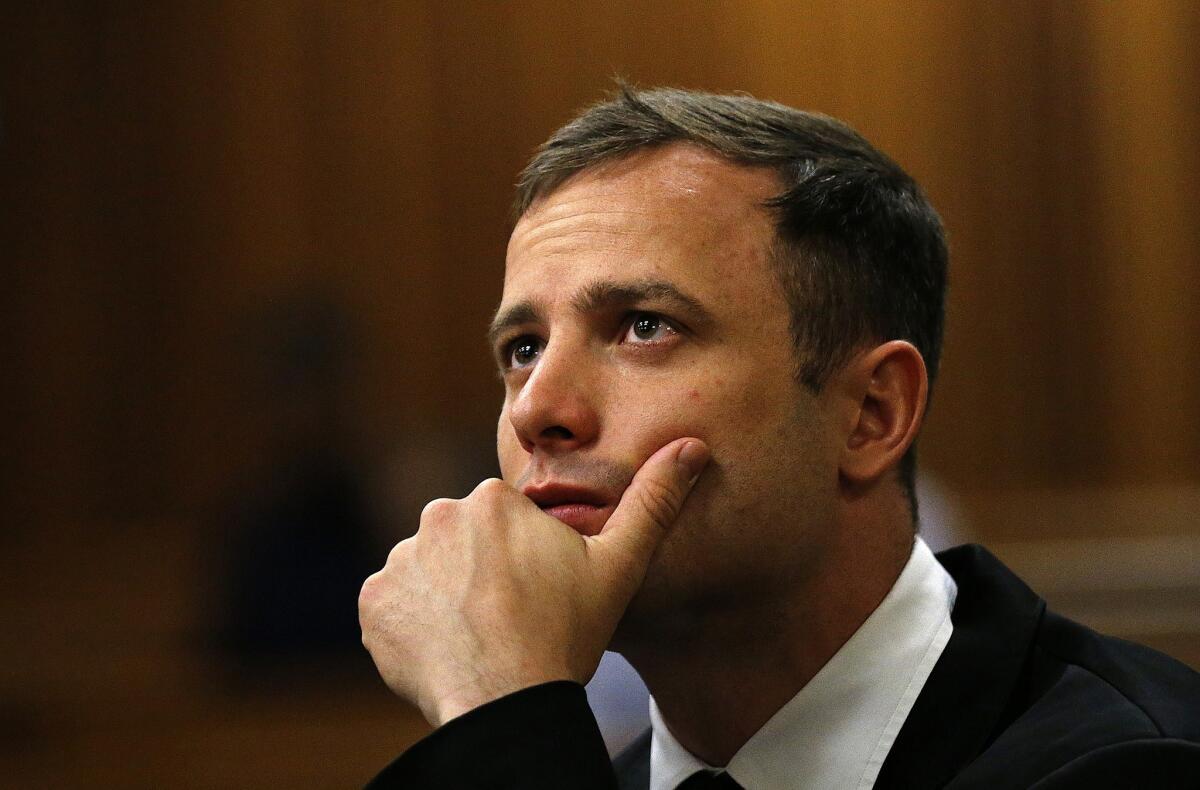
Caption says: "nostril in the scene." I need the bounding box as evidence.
[542,425,574,440]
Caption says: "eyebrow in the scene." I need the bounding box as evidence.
[486,278,715,350]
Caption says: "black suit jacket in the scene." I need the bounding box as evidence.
[367,545,1200,788]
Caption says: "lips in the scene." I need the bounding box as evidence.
[522,482,617,536]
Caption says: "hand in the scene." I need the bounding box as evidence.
[359,437,710,726]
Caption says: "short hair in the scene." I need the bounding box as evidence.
[514,85,948,523]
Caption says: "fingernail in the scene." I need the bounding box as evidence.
[677,440,710,485]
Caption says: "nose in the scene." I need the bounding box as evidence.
[507,341,600,455]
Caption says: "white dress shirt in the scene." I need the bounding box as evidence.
[649,537,958,790]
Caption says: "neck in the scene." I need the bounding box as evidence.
[620,518,913,766]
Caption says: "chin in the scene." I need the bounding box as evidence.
[609,553,693,649]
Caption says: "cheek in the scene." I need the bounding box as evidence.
[616,379,728,456]
[496,406,526,481]
[676,370,808,465]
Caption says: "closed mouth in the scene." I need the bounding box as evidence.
[522,483,616,536]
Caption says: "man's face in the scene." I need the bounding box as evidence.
[492,144,840,633]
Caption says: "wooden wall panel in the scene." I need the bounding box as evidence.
[1084,3,1200,483]
[7,1,1198,532]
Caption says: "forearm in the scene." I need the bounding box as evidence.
[366,681,616,789]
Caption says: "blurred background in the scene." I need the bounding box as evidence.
[3,1,1199,786]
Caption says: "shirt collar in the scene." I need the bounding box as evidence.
[649,537,957,790]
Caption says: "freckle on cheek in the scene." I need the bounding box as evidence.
[689,389,700,399]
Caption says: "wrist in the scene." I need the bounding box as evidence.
[431,672,572,727]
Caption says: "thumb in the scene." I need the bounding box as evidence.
[592,438,710,583]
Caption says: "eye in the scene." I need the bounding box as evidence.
[623,313,677,344]
[505,336,543,369]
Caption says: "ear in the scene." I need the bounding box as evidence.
[836,340,929,486]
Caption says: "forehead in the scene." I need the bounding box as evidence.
[503,144,781,303]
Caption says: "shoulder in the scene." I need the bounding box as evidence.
[951,609,1200,788]
[1036,609,1200,741]
[1028,738,1200,789]
[881,545,1200,789]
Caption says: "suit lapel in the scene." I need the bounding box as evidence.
[874,544,1045,789]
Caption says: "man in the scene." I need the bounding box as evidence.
[359,86,1200,788]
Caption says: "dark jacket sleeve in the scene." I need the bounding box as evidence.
[366,680,617,789]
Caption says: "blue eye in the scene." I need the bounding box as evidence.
[507,337,543,368]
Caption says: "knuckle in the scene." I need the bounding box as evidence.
[472,477,510,500]
[469,477,520,513]
[358,571,382,613]
[420,497,455,526]
[385,539,409,565]
[637,476,683,527]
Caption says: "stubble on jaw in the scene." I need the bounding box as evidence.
[512,454,635,500]
[608,395,836,654]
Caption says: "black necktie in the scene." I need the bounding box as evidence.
[675,769,743,789]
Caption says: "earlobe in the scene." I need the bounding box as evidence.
[838,341,928,486]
